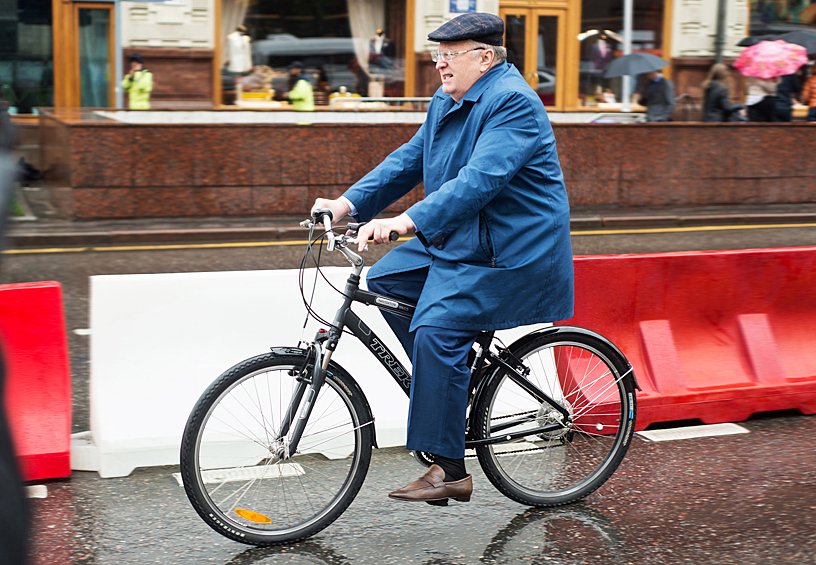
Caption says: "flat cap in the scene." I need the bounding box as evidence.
[428,12,504,46]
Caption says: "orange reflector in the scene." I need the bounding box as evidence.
[235,508,272,523]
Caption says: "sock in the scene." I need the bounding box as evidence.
[433,454,467,482]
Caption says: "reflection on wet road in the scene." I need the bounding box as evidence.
[27,412,816,564]
[6,225,815,564]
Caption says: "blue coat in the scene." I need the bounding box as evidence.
[344,62,573,332]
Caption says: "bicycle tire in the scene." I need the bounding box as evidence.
[180,350,374,546]
[472,329,636,507]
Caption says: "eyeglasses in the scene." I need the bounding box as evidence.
[430,47,486,63]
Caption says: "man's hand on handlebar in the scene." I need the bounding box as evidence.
[355,214,415,252]
[310,198,351,223]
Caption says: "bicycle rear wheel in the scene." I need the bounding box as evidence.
[472,329,636,507]
[180,350,373,545]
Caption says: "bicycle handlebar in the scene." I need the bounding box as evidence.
[303,210,399,249]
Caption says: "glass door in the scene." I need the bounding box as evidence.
[501,8,566,110]
[74,3,114,107]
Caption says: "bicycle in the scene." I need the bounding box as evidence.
[180,210,639,546]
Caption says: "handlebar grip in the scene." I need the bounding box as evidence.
[313,208,333,221]
[366,231,401,242]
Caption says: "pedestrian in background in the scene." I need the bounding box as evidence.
[121,53,153,110]
[0,102,30,565]
[801,64,816,122]
[745,75,779,121]
[702,63,744,122]
[774,67,804,122]
[285,61,314,111]
[638,70,675,121]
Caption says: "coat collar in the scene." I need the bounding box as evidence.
[462,62,510,103]
[433,62,512,112]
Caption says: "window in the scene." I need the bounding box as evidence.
[227,0,405,104]
[750,0,816,34]
[578,0,664,108]
[0,0,54,114]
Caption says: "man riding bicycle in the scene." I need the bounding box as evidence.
[311,12,573,505]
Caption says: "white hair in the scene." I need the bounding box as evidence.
[471,41,507,65]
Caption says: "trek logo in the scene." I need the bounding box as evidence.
[375,297,399,309]
[371,338,410,386]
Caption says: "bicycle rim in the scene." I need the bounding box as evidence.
[182,354,371,544]
[474,333,635,506]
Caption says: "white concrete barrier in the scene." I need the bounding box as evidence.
[79,267,543,478]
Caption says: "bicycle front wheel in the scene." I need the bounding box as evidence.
[180,350,374,545]
[472,329,636,507]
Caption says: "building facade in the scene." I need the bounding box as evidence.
[2,0,809,114]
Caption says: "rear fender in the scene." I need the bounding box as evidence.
[501,325,641,391]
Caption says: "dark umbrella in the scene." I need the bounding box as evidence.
[774,30,816,55]
[603,52,669,78]
[737,34,776,47]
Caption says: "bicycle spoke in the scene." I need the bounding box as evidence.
[182,354,373,544]
[474,333,634,506]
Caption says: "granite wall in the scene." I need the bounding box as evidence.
[41,115,816,220]
[42,116,424,219]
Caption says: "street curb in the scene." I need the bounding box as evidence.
[6,212,816,248]
[597,212,816,230]
[7,226,306,248]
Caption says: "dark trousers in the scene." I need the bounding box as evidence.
[747,96,776,122]
[808,107,816,122]
[774,101,793,122]
[366,269,478,458]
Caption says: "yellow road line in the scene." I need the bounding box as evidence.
[1,224,813,255]
[571,222,816,236]
[92,240,306,252]
[2,247,89,254]
[94,237,415,252]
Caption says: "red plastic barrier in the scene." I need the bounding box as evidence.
[557,247,816,430]
[0,282,72,480]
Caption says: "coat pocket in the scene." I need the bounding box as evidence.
[428,214,490,265]
[479,210,496,267]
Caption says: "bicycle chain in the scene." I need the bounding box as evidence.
[491,410,538,421]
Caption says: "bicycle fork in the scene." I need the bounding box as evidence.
[276,238,365,461]
[274,337,333,461]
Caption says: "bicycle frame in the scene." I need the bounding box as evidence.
[277,232,573,459]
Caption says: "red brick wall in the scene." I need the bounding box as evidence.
[42,117,816,220]
[47,120,423,219]
[557,123,816,209]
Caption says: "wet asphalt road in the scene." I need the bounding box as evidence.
[2,224,816,564]
[24,415,816,565]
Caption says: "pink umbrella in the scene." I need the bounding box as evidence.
[734,40,808,79]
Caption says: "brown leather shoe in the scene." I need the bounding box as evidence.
[388,464,473,504]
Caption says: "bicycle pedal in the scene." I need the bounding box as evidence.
[425,499,449,507]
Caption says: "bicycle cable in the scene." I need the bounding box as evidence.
[296,222,359,340]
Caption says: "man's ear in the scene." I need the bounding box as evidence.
[480,49,495,72]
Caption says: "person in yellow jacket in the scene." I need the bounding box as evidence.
[284,61,314,111]
[121,53,153,110]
